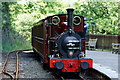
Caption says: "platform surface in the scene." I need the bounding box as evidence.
[86,50,119,79]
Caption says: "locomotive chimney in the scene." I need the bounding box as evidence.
[66,8,74,30]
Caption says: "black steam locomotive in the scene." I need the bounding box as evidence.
[32,8,92,72]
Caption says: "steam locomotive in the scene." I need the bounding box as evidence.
[32,8,92,73]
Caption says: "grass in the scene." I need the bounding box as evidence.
[86,47,112,52]
[95,49,112,52]
[2,39,32,52]
[87,48,112,53]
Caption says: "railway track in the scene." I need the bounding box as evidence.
[52,71,65,80]
[1,49,111,80]
[51,69,86,80]
[1,49,32,80]
[51,68,111,80]
[1,51,20,80]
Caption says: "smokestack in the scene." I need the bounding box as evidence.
[66,8,74,29]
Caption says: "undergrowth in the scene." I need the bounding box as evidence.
[2,40,31,52]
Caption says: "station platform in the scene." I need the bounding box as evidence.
[86,50,119,79]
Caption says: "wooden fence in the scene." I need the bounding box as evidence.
[87,35,120,50]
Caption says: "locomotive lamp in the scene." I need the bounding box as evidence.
[68,50,74,58]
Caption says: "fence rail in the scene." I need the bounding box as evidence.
[87,35,120,50]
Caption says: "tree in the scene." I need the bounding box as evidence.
[1,1,119,52]
[74,2,119,35]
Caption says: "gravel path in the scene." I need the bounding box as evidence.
[19,51,54,79]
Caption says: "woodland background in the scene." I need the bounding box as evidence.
[0,0,119,52]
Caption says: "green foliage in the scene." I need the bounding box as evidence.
[2,2,31,52]
[2,1,65,52]
[1,1,119,52]
[74,2,119,35]
[0,2,2,52]
[9,1,67,42]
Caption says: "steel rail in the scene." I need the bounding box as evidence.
[0,49,32,79]
[60,76,64,80]
[1,51,21,79]
[51,69,65,80]
[1,52,10,72]
[15,52,19,80]
[79,75,87,80]
[0,52,14,79]
[2,72,14,79]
